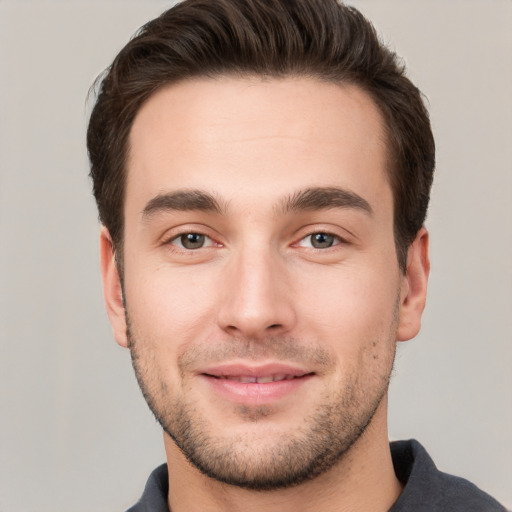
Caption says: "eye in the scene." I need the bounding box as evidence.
[299,232,340,249]
[171,233,212,250]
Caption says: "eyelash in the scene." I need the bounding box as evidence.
[167,232,218,251]
[296,232,345,250]
[165,230,346,252]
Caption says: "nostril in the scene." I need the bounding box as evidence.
[268,324,281,329]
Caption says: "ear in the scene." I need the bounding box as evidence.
[99,226,129,348]
[396,227,430,342]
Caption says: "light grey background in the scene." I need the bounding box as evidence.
[1,1,510,511]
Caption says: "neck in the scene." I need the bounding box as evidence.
[163,398,402,512]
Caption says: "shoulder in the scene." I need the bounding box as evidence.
[125,464,169,512]
[389,439,507,512]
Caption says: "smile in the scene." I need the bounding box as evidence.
[199,364,315,405]
[206,374,303,383]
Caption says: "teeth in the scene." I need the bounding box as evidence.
[222,375,257,382]
[238,376,257,383]
[222,374,296,383]
[256,375,274,383]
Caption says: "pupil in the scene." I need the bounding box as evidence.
[312,233,334,248]
[181,233,205,249]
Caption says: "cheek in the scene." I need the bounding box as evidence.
[124,262,221,345]
[296,264,400,339]
[295,262,400,392]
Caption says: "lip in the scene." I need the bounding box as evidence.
[198,363,315,405]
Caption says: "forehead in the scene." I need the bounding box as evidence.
[126,76,390,216]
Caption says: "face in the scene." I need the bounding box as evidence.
[101,77,428,489]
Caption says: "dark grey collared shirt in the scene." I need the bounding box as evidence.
[125,440,507,511]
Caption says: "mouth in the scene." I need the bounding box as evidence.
[198,363,315,404]
[204,373,310,383]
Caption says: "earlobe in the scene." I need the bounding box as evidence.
[99,227,129,348]
[396,227,430,342]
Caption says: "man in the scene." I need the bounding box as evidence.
[87,1,507,510]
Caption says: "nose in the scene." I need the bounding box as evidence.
[217,246,296,340]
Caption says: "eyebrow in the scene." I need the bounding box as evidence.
[142,190,225,218]
[279,187,373,216]
[141,186,372,219]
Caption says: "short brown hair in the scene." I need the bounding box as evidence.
[87,0,435,271]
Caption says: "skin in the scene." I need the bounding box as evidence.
[101,77,429,512]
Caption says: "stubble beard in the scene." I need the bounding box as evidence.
[126,314,397,491]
